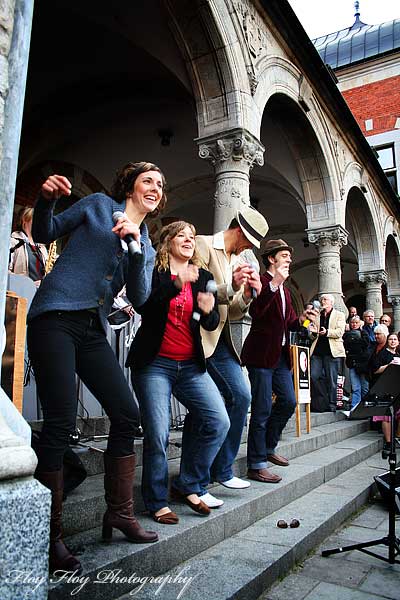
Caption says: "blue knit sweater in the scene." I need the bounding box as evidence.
[28,193,156,333]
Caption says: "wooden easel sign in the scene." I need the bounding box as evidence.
[1,291,27,414]
[291,345,311,436]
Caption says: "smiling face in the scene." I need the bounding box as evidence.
[129,170,163,215]
[169,225,195,262]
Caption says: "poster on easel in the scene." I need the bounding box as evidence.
[290,344,311,436]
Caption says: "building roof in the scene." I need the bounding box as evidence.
[313,16,400,70]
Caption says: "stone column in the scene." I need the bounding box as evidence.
[387,295,400,332]
[197,127,264,232]
[358,270,387,319]
[307,225,348,313]
[0,1,50,597]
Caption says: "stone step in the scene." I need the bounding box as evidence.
[48,429,382,600]
[115,452,389,600]
[71,411,347,477]
[62,417,369,536]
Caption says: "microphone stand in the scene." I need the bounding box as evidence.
[322,400,400,564]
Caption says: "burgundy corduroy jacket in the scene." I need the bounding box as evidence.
[241,272,300,369]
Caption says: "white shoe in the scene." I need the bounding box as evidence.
[200,492,224,508]
[218,476,251,489]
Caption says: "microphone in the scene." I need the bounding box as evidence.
[312,300,321,311]
[249,261,259,299]
[192,279,217,322]
[112,211,141,255]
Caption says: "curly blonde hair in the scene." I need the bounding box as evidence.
[156,221,202,271]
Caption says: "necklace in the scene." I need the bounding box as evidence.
[174,283,188,327]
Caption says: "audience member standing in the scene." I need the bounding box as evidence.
[379,314,394,334]
[343,315,370,408]
[310,294,346,413]
[369,325,400,458]
[9,206,48,286]
[363,310,378,347]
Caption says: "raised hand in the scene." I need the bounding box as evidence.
[41,175,72,201]
[271,264,290,287]
[175,264,199,290]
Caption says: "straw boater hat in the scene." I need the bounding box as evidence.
[261,238,293,258]
[236,206,269,249]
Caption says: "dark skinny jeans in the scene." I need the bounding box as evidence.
[27,310,140,471]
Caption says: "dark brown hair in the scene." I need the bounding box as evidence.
[110,161,167,216]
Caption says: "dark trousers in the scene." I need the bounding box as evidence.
[311,355,343,411]
[27,310,140,471]
[247,354,296,469]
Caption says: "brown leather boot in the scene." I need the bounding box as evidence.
[102,453,158,543]
[35,469,82,574]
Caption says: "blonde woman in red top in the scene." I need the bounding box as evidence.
[126,221,229,524]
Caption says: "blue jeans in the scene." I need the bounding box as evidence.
[247,354,296,469]
[132,356,229,512]
[182,339,251,486]
[349,369,369,408]
[311,355,343,410]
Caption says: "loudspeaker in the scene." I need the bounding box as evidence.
[374,467,400,514]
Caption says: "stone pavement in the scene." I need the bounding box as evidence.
[261,498,400,600]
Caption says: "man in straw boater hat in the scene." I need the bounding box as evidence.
[181,205,269,508]
[241,239,317,483]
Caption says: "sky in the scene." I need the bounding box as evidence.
[288,0,400,39]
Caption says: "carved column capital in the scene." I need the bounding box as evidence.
[387,295,400,307]
[198,128,265,171]
[358,270,387,287]
[306,225,348,249]
[305,226,347,313]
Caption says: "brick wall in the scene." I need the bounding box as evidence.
[342,74,400,136]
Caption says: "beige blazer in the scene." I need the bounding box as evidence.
[310,308,346,358]
[195,234,250,360]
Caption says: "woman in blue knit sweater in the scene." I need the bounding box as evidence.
[27,162,166,574]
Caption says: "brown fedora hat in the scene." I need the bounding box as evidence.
[261,238,293,257]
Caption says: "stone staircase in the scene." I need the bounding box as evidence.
[46,412,388,600]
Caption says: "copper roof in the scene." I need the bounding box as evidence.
[313,17,400,69]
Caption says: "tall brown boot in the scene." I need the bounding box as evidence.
[35,469,82,574]
[102,453,158,543]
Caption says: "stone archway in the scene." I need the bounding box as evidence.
[385,234,400,331]
[345,185,384,318]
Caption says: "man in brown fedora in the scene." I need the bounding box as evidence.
[181,205,268,507]
[241,239,316,483]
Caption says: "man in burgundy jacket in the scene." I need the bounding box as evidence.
[241,239,315,483]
